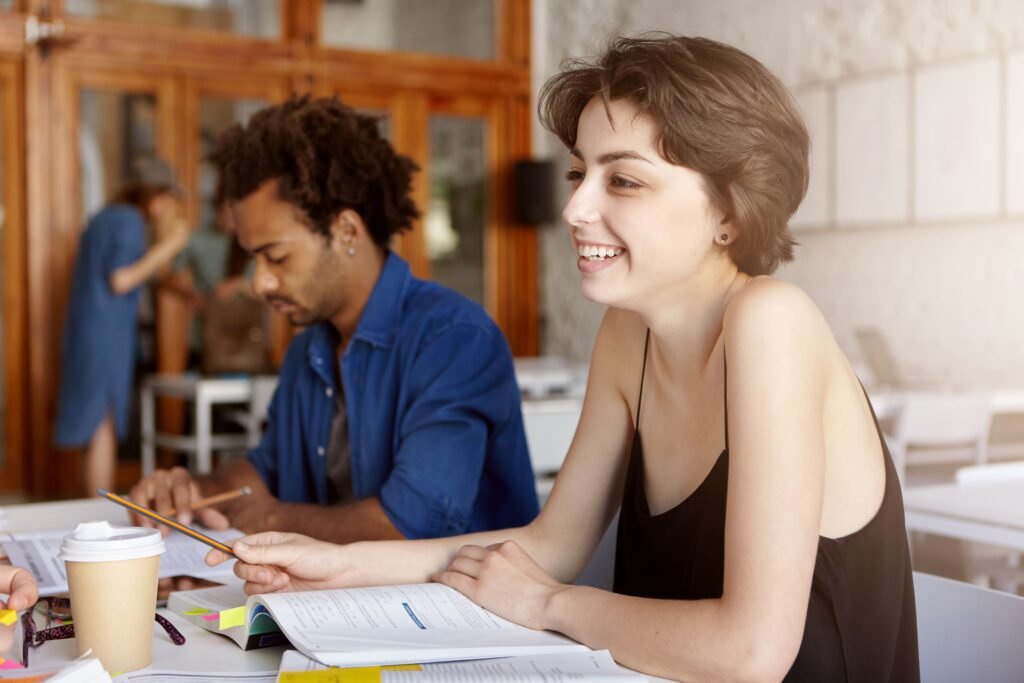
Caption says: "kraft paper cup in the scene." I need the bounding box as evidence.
[59,521,165,674]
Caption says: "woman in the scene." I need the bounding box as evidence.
[0,565,38,653]
[53,158,190,496]
[208,36,918,682]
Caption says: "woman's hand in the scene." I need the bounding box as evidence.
[0,566,38,652]
[431,540,567,632]
[205,532,351,595]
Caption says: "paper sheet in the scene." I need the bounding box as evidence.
[256,584,587,667]
[277,649,645,682]
[0,529,241,596]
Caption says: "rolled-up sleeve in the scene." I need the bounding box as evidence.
[379,323,517,538]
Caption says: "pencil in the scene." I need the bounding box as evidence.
[97,489,238,559]
[166,486,252,516]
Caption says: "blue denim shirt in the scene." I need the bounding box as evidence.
[248,252,539,538]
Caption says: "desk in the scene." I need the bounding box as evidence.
[141,374,278,476]
[2,499,668,682]
[903,479,1024,551]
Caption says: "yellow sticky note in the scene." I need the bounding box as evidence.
[218,605,247,630]
[279,665,421,683]
[184,608,211,616]
[0,610,17,626]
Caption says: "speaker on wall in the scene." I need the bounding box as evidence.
[512,159,558,225]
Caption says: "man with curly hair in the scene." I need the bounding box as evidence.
[129,96,538,543]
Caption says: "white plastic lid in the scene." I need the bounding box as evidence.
[59,521,166,563]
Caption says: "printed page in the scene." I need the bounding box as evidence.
[0,529,241,595]
[170,585,249,612]
[257,584,586,667]
[277,649,646,682]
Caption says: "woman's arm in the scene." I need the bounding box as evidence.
[437,281,834,683]
[110,219,189,294]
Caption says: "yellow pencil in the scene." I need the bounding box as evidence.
[97,489,238,559]
[166,486,251,516]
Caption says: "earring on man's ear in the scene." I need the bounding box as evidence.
[346,246,356,257]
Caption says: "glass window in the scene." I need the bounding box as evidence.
[321,0,495,61]
[65,0,281,39]
[427,115,486,304]
[197,97,266,229]
[0,0,13,11]
[79,89,158,219]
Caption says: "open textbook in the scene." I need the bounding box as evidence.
[275,649,646,682]
[168,585,288,650]
[0,528,241,596]
[168,583,587,668]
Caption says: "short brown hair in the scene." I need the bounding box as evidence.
[540,34,809,275]
[210,95,419,247]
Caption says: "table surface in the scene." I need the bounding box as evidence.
[0,499,668,682]
[903,479,1024,529]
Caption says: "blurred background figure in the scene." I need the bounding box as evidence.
[164,192,263,375]
[52,158,190,497]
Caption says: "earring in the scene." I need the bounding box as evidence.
[346,246,356,257]
[719,233,730,245]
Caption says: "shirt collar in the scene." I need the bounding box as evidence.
[305,251,411,380]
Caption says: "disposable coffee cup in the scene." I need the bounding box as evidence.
[59,521,165,674]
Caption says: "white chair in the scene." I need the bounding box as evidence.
[914,572,1024,682]
[888,392,992,485]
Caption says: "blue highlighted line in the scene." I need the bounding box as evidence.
[402,602,427,629]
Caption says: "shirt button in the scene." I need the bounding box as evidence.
[314,358,322,365]
[317,446,325,456]
[325,387,334,398]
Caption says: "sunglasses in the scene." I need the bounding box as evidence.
[19,596,185,668]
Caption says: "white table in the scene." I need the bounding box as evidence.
[141,374,278,476]
[903,479,1024,551]
[869,388,1024,422]
[1,499,669,682]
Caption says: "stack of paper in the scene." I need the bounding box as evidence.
[0,529,241,596]
[275,649,645,682]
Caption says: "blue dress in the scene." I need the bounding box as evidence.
[53,204,145,447]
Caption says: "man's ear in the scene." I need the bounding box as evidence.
[330,208,367,246]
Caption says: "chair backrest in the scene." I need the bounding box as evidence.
[914,571,1024,682]
[889,392,992,482]
[955,460,1024,485]
[855,327,903,388]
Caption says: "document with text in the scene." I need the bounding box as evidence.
[244,583,587,668]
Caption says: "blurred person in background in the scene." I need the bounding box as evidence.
[53,158,190,496]
[164,193,259,372]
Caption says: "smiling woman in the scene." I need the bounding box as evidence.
[203,35,919,683]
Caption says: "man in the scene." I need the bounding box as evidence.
[130,96,538,543]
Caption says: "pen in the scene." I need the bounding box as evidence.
[166,486,252,516]
[96,489,238,559]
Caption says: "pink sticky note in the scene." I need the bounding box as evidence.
[0,657,26,669]
[202,613,219,622]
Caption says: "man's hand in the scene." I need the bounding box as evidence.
[218,474,280,534]
[128,466,229,533]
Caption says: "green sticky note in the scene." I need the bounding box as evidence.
[219,605,247,630]
[184,608,211,616]
[0,610,17,626]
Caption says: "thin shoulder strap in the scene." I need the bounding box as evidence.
[635,328,651,428]
[723,352,730,451]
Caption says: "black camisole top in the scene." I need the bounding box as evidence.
[613,332,920,682]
